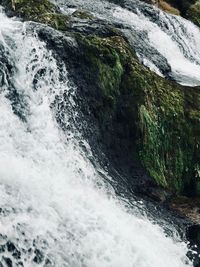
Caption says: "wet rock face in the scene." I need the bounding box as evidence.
[78,35,199,195]
[165,0,196,15]
[142,0,180,15]
[0,44,13,88]
[0,43,29,121]
[72,9,94,20]
[186,225,200,266]
[140,0,200,27]
[165,0,200,27]
[0,0,70,30]
[187,0,200,27]
[0,236,52,266]
[0,0,200,197]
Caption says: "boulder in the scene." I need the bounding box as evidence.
[1,0,199,196]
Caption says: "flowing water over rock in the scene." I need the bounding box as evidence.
[0,5,194,267]
[55,0,200,86]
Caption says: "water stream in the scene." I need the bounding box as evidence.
[0,3,197,267]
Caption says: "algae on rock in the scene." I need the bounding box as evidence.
[0,0,70,30]
[1,0,199,196]
[77,34,200,195]
[72,10,94,20]
[187,0,200,27]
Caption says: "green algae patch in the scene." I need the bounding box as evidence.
[1,0,199,195]
[76,33,200,195]
[158,0,180,15]
[72,10,94,20]
[138,79,199,193]
[187,0,200,27]
[76,35,125,110]
[1,0,70,30]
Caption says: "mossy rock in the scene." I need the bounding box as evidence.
[187,0,200,27]
[76,35,125,107]
[142,0,200,24]
[140,0,180,15]
[1,0,199,195]
[76,34,200,195]
[165,0,196,15]
[158,0,180,15]
[0,0,70,30]
[163,0,200,27]
[72,10,94,20]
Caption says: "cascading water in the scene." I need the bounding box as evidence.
[0,4,195,267]
[55,0,200,86]
[113,5,200,86]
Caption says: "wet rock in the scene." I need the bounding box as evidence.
[140,0,200,27]
[1,0,199,197]
[33,18,200,197]
[75,34,200,195]
[44,258,53,267]
[17,262,23,267]
[187,224,200,244]
[165,0,196,16]
[170,196,200,222]
[142,184,172,202]
[140,0,180,14]
[69,19,123,37]
[187,0,200,27]
[0,0,70,31]
[72,9,94,20]
[0,245,6,253]
[33,249,44,264]
[6,241,21,260]
[2,257,13,267]
[186,224,200,266]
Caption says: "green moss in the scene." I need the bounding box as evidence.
[132,72,199,194]
[158,0,180,15]
[3,0,70,30]
[138,105,168,187]
[187,0,200,27]
[76,33,200,195]
[77,35,125,109]
[72,10,94,20]
[3,0,199,195]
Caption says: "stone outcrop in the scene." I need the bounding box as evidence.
[0,0,199,197]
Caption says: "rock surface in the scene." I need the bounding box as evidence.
[0,0,70,30]
[0,0,199,197]
[76,34,200,196]
[187,0,200,27]
[142,0,180,15]
[1,1,200,263]
[142,0,200,27]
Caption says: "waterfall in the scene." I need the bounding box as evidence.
[113,5,200,86]
[55,0,200,86]
[0,5,193,267]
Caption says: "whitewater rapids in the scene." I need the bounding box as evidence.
[0,6,193,267]
[56,0,200,86]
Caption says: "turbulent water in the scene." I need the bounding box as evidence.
[56,0,200,86]
[0,1,198,267]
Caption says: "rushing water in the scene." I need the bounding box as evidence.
[0,4,196,267]
[55,0,200,86]
[113,5,200,86]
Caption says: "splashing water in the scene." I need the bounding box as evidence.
[55,0,200,86]
[113,6,200,86]
[0,7,192,267]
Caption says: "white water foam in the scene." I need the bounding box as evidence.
[0,9,192,267]
[113,6,200,86]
